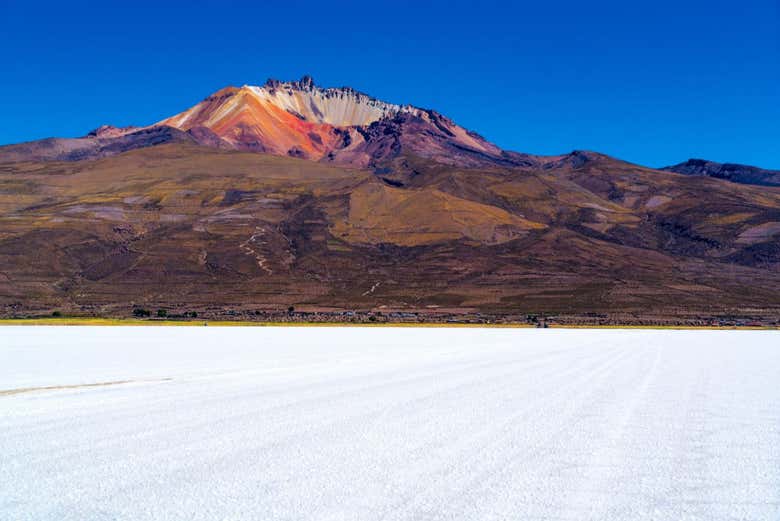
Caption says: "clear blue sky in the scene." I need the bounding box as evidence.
[1,1,778,168]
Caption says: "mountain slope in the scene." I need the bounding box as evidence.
[1,77,779,323]
[2,143,779,323]
[0,127,200,162]
[661,159,780,187]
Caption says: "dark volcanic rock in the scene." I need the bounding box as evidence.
[661,159,780,187]
[0,126,198,162]
[542,150,605,170]
[344,111,534,169]
[186,126,234,149]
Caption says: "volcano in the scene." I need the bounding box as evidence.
[1,76,779,324]
[0,76,521,169]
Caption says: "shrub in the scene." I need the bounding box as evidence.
[156,309,168,318]
[133,308,151,318]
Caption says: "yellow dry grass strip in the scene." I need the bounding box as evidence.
[0,317,533,328]
[0,318,775,330]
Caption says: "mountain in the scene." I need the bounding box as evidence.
[0,76,529,169]
[661,159,780,187]
[1,77,779,324]
[156,75,519,168]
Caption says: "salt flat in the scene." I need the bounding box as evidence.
[1,327,778,521]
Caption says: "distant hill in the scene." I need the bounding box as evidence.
[661,159,780,187]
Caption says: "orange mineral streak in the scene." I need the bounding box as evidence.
[159,87,340,159]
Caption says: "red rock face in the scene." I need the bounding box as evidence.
[155,76,517,167]
[158,86,343,159]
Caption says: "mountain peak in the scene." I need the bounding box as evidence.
[264,74,316,91]
[164,77,414,130]
[100,76,524,168]
[7,76,522,168]
[296,74,315,90]
[154,77,429,161]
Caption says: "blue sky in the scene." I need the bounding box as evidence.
[1,1,778,168]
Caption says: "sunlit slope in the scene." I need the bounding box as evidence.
[1,144,780,318]
[0,144,544,247]
[159,86,343,158]
[332,182,544,246]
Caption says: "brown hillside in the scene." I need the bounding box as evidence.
[1,143,779,322]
